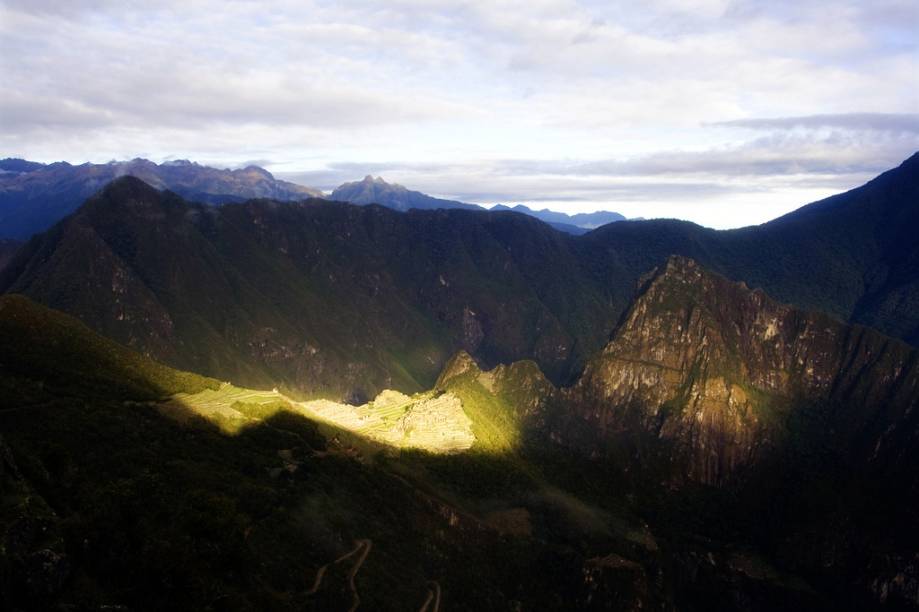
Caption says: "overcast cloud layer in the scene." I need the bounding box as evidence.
[1,0,917,228]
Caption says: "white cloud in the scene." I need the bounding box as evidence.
[1,0,916,227]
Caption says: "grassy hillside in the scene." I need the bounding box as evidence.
[3,281,913,609]
[0,296,674,610]
[0,294,218,402]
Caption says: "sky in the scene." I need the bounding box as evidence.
[1,0,917,228]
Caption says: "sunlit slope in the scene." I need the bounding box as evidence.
[163,383,475,453]
[434,350,555,452]
[0,296,566,610]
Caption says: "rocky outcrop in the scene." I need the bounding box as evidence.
[559,256,919,486]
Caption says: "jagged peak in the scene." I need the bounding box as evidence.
[435,350,481,388]
[661,254,699,274]
[354,175,398,187]
[635,255,704,292]
[615,255,783,346]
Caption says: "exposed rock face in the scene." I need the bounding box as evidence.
[0,157,323,240]
[329,175,480,212]
[560,256,919,486]
[437,350,556,423]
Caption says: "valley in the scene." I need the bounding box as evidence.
[0,156,917,610]
[3,153,918,406]
[3,225,918,608]
[4,2,916,609]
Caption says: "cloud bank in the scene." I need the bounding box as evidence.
[1,0,917,228]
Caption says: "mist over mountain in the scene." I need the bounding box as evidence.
[329,175,627,234]
[0,157,323,240]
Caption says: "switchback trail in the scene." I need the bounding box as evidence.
[419,580,441,612]
[305,539,373,611]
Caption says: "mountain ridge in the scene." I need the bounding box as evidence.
[1,154,918,402]
[2,255,918,609]
[329,174,626,233]
[0,157,324,239]
[553,255,919,487]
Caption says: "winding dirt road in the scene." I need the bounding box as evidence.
[418,580,441,612]
[305,539,373,611]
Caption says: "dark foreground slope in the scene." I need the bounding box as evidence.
[3,257,918,609]
[0,295,626,610]
[2,154,918,402]
[0,239,20,273]
[0,295,826,611]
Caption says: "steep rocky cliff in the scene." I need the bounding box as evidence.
[436,350,556,451]
[558,256,919,487]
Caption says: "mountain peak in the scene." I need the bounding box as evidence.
[101,174,161,198]
[661,254,700,276]
[239,165,274,180]
[86,175,167,217]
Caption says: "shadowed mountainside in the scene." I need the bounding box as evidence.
[0,294,816,611]
[551,256,919,489]
[0,239,20,273]
[1,153,918,403]
[3,248,919,609]
[435,257,919,609]
[0,177,619,398]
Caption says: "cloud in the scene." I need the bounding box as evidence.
[711,113,919,133]
[1,0,916,228]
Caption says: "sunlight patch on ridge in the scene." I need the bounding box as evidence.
[160,383,475,453]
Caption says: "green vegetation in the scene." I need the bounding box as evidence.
[4,223,919,612]
[0,294,218,401]
[0,296,676,610]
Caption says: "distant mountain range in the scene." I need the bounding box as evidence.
[492,204,626,230]
[0,158,322,240]
[330,175,624,234]
[330,174,481,212]
[0,159,627,239]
